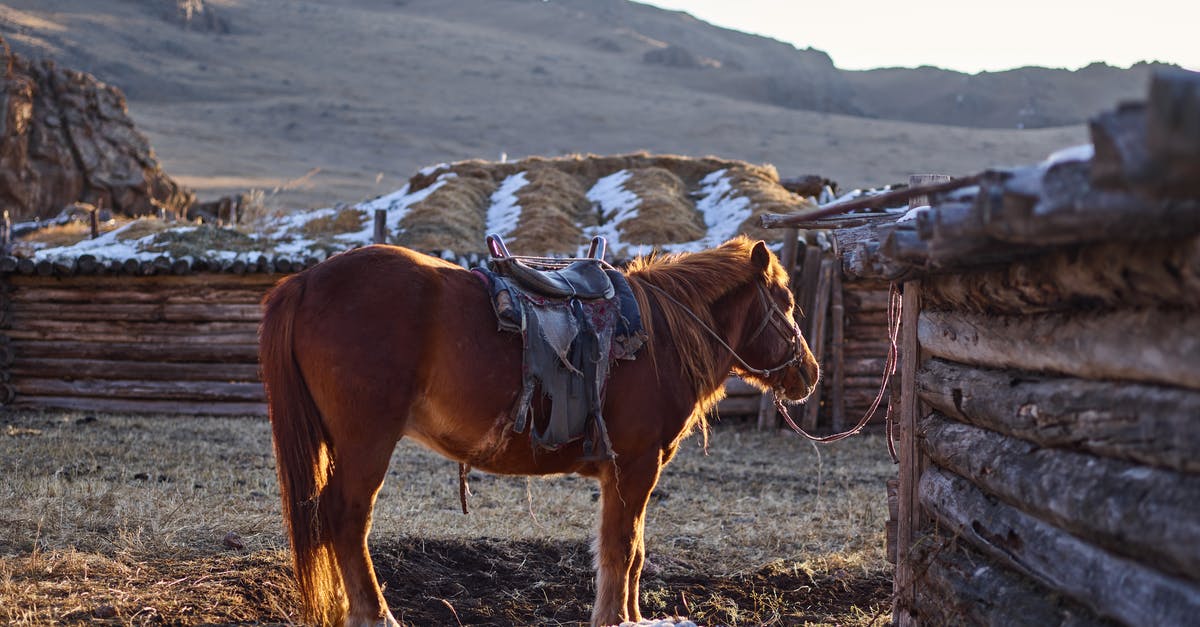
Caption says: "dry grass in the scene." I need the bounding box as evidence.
[140,224,263,257]
[723,165,815,244]
[299,207,367,238]
[397,174,495,253]
[509,166,593,255]
[9,217,139,256]
[0,409,894,626]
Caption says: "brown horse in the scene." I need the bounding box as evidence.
[259,236,819,627]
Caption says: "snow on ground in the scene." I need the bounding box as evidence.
[486,172,528,240]
[23,166,773,263]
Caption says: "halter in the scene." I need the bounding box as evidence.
[641,279,807,382]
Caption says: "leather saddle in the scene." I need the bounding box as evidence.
[485,234,614,300]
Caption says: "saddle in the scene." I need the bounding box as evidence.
[474,234,646,460]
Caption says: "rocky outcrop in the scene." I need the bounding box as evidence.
[0,43,192,221]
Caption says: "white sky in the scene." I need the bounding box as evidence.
[641,0,1199,74]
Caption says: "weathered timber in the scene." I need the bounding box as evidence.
[795,245,822,331]
[918,308,1200,390]
[981,160,1200,246]
[10,339,258,363]
[843,285,892,312]
[10,358,261,382]
[14,377,266,402]
[7,273,277,291]
[892,281,922,625]
[836,220,911,281]
[844,357,888,376]
[922,414,1200,582]
[830,259,845,430]
[8,285,267,305]
[5,328,258,345]
[917,358,1200,473]
[879,223,928,265]
[5,319,259,342]
[760,175,980,228]
[803,258,833,430]
[10,395,265,416]
[921,467,1200,627]
[1090,102,1150,189]
[9,302,263,322]
[1145,69,1200,196]
[913,531,1114,627]
[921,235,1200,313]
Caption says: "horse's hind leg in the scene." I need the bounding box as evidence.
[324,438,400,627]
[592,451,662,627]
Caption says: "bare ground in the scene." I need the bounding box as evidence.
[0,409,894,625]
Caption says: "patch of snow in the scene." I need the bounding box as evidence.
[689,168,751,249]
[418,162,449,176]
[486,171,529,240]
[584,170,639,255]
[1041,143,1094,169]
[897,206,928,222]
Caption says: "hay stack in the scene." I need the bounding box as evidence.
[616,167,706,245]
[508,167,592,255]
[722,164,814,242]
[397,173,495,253]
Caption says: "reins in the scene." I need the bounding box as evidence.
[643,277,903,452]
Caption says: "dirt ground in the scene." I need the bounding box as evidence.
[0,409,894,626]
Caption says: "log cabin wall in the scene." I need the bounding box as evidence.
[0,268,281,415]
[843,70,1200,626]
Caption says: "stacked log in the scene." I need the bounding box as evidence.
[762,69,1200,626]
[1,273,276,415]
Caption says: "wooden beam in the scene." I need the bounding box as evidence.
[921,466,1200,627]
[10,395,266,416]
[13,377,266,402]
[921,234,1200,314]
[891,280,922,626]
[918,308,1200,390]
[802,258,833,430]
[9,339,259,363]
[10,358,262,382]
[923,414,1200,582]
[917,358,1200,474]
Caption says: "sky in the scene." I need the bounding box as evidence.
[641,0,1199,75]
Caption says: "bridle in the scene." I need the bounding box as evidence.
[640,279,808,382]
[643,276,889,446]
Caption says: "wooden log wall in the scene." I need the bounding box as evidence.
[0,273,277,415]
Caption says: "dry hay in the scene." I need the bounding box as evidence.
[617,167,706,245]
[140,223,261,257]
[299,206,366,238]
[397,172,495,253]
[401,153,809,254]
[508,166,593,255]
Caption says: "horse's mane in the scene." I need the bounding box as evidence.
[624,237,789,425]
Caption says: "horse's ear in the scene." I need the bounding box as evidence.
[750,240,771,271]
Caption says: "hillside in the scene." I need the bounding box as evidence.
[0,0,1126,210]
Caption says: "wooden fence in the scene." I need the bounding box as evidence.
[774,69,1200,626]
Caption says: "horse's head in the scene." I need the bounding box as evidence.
[733,240,820,402]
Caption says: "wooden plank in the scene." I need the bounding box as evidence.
[913,530,1114,627]
[921,466,1200,627]
[6,273,278,291]
[14,377,266,402]
[9,339,259,363]
[830,259,845,431]
[10,358,261,382]
[891,280,922,626]
[795,245,823,330]
[10,395,266,416]
[802,258,833,430]
[9,302,263,322]
[8,286,269,305]
[923,414,1200,582]
[717,395,765,416]
[917,358,1200,474]
[1146,69,1200,196]
[5,319,260,344]
[918,308,1200,390]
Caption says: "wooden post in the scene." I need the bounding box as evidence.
[89,207,100,239]
[908,174,952,207]
[802,258,834,430]
[829,249,846,431]
[758,227,802,430]
[1,210,10,255]
[373,209,387,245]
[892,280,923,626]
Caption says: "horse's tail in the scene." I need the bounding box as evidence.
[259,273,344,626]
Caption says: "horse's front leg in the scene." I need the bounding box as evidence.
[592,451,662,626]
